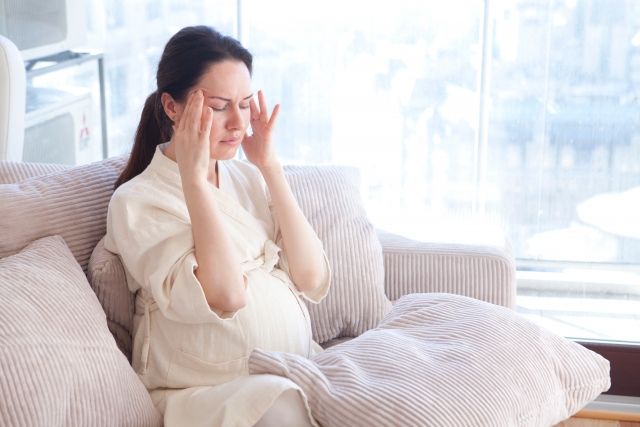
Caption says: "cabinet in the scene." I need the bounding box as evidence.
[25,50,109,161]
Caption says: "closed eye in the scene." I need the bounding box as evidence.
[209,104,250,111]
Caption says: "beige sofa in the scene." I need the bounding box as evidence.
[0,155,516,426]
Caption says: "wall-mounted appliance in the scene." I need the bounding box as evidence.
[0,0,86,61]
[23,86,93,165]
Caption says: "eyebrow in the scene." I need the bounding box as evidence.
[208,94,253,102]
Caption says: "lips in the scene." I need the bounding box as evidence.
[220,137,239,146]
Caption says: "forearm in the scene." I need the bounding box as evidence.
[182,179,246,311]
[262,163,326,292]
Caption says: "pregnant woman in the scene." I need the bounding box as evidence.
[105,26,330,427]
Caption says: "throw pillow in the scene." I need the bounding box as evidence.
[88,236,135,362]
[0,235,162,427]
[249,293,611,427]
[0,155,127,273]
[283,165,392,343]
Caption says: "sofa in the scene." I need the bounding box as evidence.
[2,154,609,426]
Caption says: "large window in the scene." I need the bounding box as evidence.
[246,0,640,346]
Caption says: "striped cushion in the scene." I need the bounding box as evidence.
[0,235,162,427]
[0,156,127,273]
[88,236,134,362]
[0,161,71,184]
[284,165,392,343]
[250,293,611,427]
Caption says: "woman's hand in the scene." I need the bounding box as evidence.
[241,90,280,175]
[172,90,214,184]
[173,90,247,312]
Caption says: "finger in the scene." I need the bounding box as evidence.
[201,106,213,139]
[258,90,269,122]
[268,103,280,129]
[189,90,204,136]
[178,91,196,133]
[249,97,260,122]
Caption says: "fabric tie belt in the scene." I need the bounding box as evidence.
[239,239,281,274]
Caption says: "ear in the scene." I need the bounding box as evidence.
[161,93,183,124]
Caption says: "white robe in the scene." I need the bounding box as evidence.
[105,144,330,427]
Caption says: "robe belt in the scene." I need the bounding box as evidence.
[239,239,281,274]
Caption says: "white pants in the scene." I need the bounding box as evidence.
[162,374,317,427]
[253,389,314,427]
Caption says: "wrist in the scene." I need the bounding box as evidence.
[259,160,283,180]
[181,176,210,193]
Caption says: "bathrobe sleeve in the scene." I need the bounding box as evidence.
[105,181,235,324]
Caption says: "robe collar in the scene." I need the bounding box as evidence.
[148,144,266,238]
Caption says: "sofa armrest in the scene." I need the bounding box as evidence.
[376,226,516,309]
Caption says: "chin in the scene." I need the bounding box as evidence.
[210,144,241,161]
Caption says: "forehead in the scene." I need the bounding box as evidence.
[196,60,252,98]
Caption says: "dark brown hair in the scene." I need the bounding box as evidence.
[114,26,252,189]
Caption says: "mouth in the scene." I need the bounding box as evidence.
[219,137,239,146]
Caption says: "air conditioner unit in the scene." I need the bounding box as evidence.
[23,86,93,165]
[0,0,86,61]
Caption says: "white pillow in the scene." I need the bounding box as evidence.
[249,293,611,427]
[0,235,162,427]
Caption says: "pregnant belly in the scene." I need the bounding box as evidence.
[239,268,312,355]
[147,268,312,387]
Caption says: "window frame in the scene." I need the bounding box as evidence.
[576,340,640,397]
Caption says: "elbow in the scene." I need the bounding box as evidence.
[295,268,326,293]
[206,289,247,312]
[221,290,248,312]
[203,276,247,312]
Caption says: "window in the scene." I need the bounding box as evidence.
[107,65,128,117]
[245,0,640,350]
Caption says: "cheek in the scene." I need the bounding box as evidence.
[242,109,251,130]
[206,116,225,134]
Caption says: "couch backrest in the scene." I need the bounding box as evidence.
[0,156,128,273]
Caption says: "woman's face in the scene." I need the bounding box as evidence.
[175,60,252,160]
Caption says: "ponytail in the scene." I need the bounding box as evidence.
[113,26,253,190]
[114,91,172,189]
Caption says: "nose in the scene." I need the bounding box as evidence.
[227,105,245,130]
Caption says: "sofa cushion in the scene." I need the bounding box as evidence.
[0,235,162,427]
[88,236,135,362]
[0,156,127,273]
[283,165,392,343]
[249,293,611,427]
